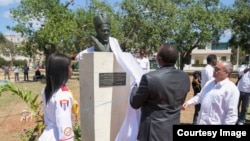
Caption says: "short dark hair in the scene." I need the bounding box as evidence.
[157,43,179,65]
[193,71,201,79]
[207,54,217,64]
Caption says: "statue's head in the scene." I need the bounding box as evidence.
[93,12,111,44]
[94,12,110,30]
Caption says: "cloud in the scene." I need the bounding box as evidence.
[3,11,10,19]
[221,29,232,39]
[0,0,14,6]
[0,0,19,6]
[224,29,232,36]
[220,29,232,42]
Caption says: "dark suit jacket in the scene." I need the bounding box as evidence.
[130,66,190,141]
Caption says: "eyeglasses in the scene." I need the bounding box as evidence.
[214,67,226,72]
[214,67,220,72]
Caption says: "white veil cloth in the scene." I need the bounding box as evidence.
[109,37,144,141]
[76,37,144,141]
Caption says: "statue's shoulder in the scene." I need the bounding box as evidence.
[90,36,99,43]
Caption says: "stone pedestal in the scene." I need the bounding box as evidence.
[79,52,130,141]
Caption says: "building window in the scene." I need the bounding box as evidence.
[195,60,199,64]
[221,56,227,61]
[212,43,228,50]
[197,45,205,49]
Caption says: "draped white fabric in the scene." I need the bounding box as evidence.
[109,37,144,85]
[110,37,144,141]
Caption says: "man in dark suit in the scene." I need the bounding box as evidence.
[130,43,190,141]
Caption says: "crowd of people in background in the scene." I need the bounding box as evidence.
[1,64,46,82]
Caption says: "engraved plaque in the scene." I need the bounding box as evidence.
[99,73,126,87]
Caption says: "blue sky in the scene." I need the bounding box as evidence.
[0,0,235,41]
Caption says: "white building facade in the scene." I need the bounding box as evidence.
[3,35,44,69]
[183,42,233,71]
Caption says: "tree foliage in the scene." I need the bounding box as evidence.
[229,0,250,53]
[8,0,121,60]
[119,0,231,69]
[8,0,77,59]
[8,0,233,69]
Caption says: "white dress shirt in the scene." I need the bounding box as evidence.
[237,64,250,93]
[186,78,240,125]
[201,64,214,88]
[136,57,150,73]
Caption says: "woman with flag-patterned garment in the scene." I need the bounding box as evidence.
[39,53,78,141]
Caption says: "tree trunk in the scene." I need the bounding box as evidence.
[43,44,57,63]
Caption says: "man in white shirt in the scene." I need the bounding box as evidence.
[201,54,217,88]
[192,54,217,124]
[182,61,240,125]
[236,62,250,125]
[136,49,150,73]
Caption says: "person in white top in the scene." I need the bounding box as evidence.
[13,65,19,82]
[201,54,217,88]
[39,53,75,141]
[182,61,240,125]
[236,62,250,125]
[136,49,150,73]
[192,54,217,124]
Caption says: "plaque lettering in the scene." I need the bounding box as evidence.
[99,73,126,87]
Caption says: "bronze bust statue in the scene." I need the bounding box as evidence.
[91,12,112,52]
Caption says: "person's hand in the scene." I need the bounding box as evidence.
[182,102,188,110]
